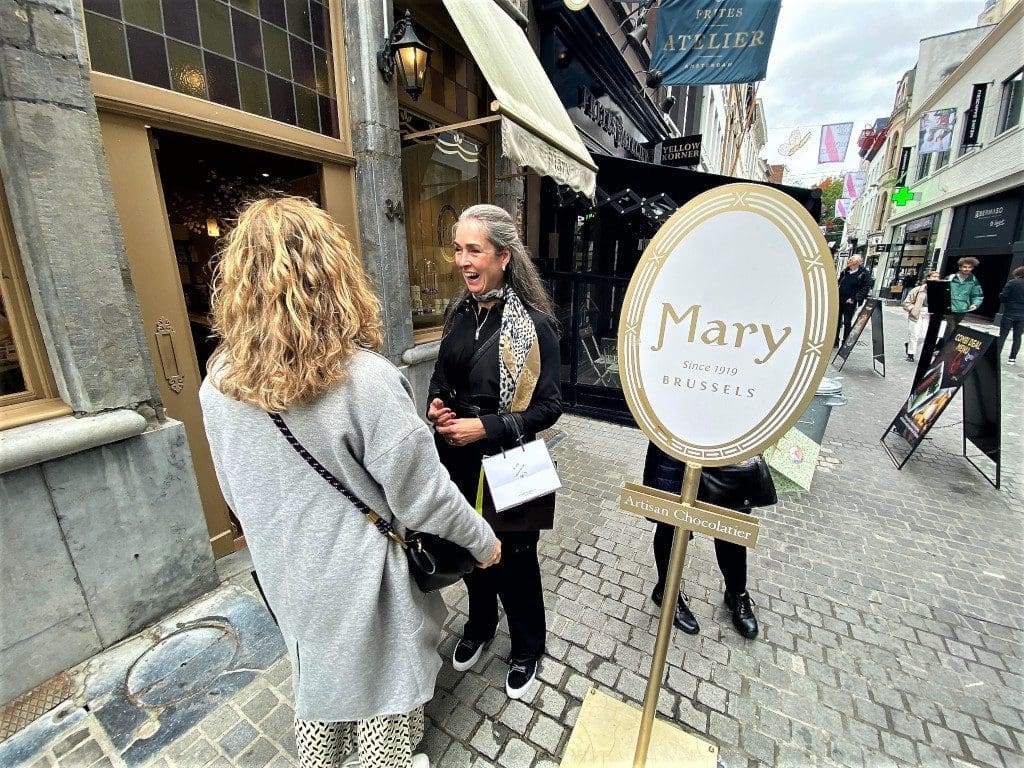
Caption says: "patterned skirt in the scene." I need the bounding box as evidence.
[295,706,425,768]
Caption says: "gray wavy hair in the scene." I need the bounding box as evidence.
[445,203,556,325]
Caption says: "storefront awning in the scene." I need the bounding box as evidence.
[442,0,597,198]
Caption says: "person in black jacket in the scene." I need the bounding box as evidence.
[834,255,873,347]
[427,204,562,700]
[998,266,1024,364]
[643,443,760,639]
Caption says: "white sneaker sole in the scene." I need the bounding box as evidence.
[505,668,537,699]
[451,639,489,672]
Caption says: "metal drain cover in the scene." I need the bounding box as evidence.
[125,621,239,709]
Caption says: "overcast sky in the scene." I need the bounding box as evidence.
[758,0,985,184]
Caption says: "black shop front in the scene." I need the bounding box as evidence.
[537,155,822,424]
[943,187,1024,318]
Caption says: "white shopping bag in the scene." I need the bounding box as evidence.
[481,439,562,513]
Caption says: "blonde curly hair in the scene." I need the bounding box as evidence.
[209,197,382,412]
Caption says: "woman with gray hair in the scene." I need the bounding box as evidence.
[427,203,562,700]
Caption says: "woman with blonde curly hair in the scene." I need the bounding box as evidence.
[200,197,499,768]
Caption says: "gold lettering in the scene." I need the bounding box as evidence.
[650,303,700,352]
[734,31,748,47]
[756,325,792,364]
[750,30,764,46]
[701,320,728,346]
[733,322,758,347]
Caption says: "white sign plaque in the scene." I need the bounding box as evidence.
[618,183,838,467]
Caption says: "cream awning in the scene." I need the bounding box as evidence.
[442,0,597,198]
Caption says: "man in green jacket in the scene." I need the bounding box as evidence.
[943,257,983,342]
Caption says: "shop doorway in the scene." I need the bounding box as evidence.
[99,115,326,556]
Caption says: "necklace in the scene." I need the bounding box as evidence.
[474,306,491,341]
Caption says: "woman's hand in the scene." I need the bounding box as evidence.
[436,417,486,447]
[477,539,501,568]
[427,398,455,426]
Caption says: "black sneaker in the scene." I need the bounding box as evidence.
[452,636,491,672]
[505,657,538,699]
[724,591,758,639]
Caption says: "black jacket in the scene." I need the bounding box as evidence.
[999,277,1024,320]
[428,298,562,530]
[838,267,873,304]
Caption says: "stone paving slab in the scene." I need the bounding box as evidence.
[2,308,1022,767]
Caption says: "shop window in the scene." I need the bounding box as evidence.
[400,111,488,343]
[996,69,1023,135]
[0,186,68,429]
[83,0,339,138]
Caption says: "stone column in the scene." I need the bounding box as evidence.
[340,0,413,361]
[0,0,158,412]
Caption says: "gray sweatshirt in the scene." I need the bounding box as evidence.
[200,350,497,721]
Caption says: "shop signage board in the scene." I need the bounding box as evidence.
[651,0,782,86]
[832,299,885,376]
[659,134,702,167]
[882,325,996,471]
[962,338,1001,487]
[961,198,1020,247]
[582,183,836,768]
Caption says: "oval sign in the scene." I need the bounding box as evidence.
[618,183,838,467]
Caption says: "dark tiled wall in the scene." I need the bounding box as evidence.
[83,0,339,138]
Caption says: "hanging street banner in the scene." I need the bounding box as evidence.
[835,198,852,219]
[659,134,703,167]
[963,84,988,146]
[882,326,995,466]
[919,108,957,154]
[818,123,853,163]
[843,171,866,200]
[777,128,812,157]
[651,0,782,86]
[897,146,913,184]
[618,183,838,466]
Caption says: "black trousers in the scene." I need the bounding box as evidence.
[998,315,1023,359]
[462,530,545,661]
[653,521,747,595]
[835,301,857,345]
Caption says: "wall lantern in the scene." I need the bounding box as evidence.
[377,10,432,101]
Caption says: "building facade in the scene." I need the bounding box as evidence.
[887,5,1023,316]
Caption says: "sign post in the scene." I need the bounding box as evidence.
[560,184,837,767]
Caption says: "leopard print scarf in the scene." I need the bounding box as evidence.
[498,288,541,413]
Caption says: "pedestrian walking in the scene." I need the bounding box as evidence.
[997,266,1024,365]
[428,204,562,700]
[943,257,983,342]
[643,443,776,639]
[902,270,941,362]
[199,197,500,768]
[834,255,873,347]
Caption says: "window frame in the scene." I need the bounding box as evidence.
[996,68,1023,136]
[0,182,70,430]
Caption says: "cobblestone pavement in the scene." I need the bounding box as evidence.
[4,307,1022,768]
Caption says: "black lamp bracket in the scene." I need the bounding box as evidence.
[377,9,414,84]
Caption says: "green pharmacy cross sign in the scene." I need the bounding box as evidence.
[892,187,919,206]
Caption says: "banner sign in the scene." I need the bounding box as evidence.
[651,0,782,86]
[843,171,865,200]
[832,298,883,374]
[962,338,1001,486]
[963,84,987,146]
[618,183,838,466]
[897,147,912,184]
[660,134,703,167]
[818,123,853,163]
[919,108,956,154]
[885,326,994,456]
[835,198,852,219]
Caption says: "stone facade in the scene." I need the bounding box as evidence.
[0,0,217,702]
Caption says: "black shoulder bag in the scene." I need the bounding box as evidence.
[268,413,476,593]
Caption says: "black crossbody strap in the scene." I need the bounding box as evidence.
[469,327,500,373]
[268,412,407,548]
